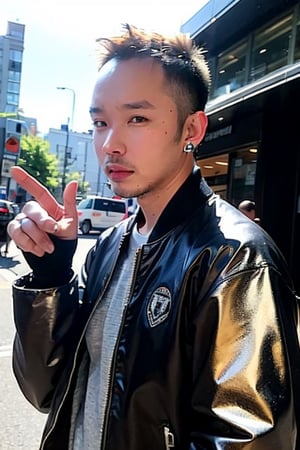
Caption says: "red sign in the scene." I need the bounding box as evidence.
[5,136,19,154]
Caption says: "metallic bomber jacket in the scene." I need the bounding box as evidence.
[12,168,299,450]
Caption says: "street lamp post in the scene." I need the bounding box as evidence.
[56,86,76,130]
[56,87,76,194]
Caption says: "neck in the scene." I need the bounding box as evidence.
[137,166,193,235]
[137,195,165,235]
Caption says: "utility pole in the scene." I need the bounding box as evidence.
[56,87,76,195]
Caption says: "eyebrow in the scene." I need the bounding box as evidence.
[89,100,155,115]
[123,100,155,110]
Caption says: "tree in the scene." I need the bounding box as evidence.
[65,171,89,197]
[18,135,60,192]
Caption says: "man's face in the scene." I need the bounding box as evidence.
[242,209,256,221]
[90,57,195,200]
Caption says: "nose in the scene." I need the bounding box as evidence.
[98,128,126,156]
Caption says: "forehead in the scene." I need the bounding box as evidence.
[96,57,165,85]
[91,57,174,110]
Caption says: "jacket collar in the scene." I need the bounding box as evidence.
[129,166,213,241]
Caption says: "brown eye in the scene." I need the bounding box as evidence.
[131,116,147,123]
[94,120,106,128]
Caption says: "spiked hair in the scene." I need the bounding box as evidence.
[96,24,211,136]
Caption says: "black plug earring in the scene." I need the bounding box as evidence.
[183,142,194,153]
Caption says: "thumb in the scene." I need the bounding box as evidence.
[63,180,78,219]
[52,181,78,239]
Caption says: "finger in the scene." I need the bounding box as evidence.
[20,200,75,239]
[21,217,55,255]
[10,166,63,221]
[21,201,59,234]
[63,180,78,218]
[7,218,54,257]
[58,180,78,239]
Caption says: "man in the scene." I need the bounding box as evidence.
[238,199,260,223]
[8,24,299,449]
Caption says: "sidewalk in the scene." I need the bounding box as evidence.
[0,240,30,287]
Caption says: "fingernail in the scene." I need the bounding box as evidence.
[53,223,58,233]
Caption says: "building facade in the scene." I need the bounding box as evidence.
[0,21,25,114]
[0,21,26,197]
[182,0,300,294]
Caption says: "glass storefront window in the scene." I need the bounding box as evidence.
[197,154,229,199]
[197,147,258,204]
[213,41,247,98]
[229,147,258,206]
[250,14,292,81]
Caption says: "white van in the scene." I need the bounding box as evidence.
[77,196,127,234]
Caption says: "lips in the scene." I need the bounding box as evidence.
[106,164,134,181]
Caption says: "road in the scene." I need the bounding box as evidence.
[0,233,97,450]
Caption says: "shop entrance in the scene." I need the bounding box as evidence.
[196,145,258,207]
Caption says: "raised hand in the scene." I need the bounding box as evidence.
[7,166,78,257]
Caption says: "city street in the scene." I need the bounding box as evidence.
[0,233,97,449]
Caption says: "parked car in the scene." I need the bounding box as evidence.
[77,196,127,235]
[0,200,19,236]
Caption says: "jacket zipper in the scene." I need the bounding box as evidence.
[100,246,143,450]
[164,426,175,450]
[40,233,128,450]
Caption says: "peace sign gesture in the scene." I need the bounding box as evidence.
[7,166,78,257]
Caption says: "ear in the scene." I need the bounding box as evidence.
[184,111,208,146]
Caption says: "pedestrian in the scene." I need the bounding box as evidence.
[0,225,11,257]
[8,24,299,450]
[238,199,261,223]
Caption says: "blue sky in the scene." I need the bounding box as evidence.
[1,0,205,134]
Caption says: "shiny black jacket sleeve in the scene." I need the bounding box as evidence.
[12,273,80,413]
[188,265,299,449]
[11,230,106,415]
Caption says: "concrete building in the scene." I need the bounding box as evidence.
[0,21,26,197]
[181,0,300,293]
[0,21,25,115]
